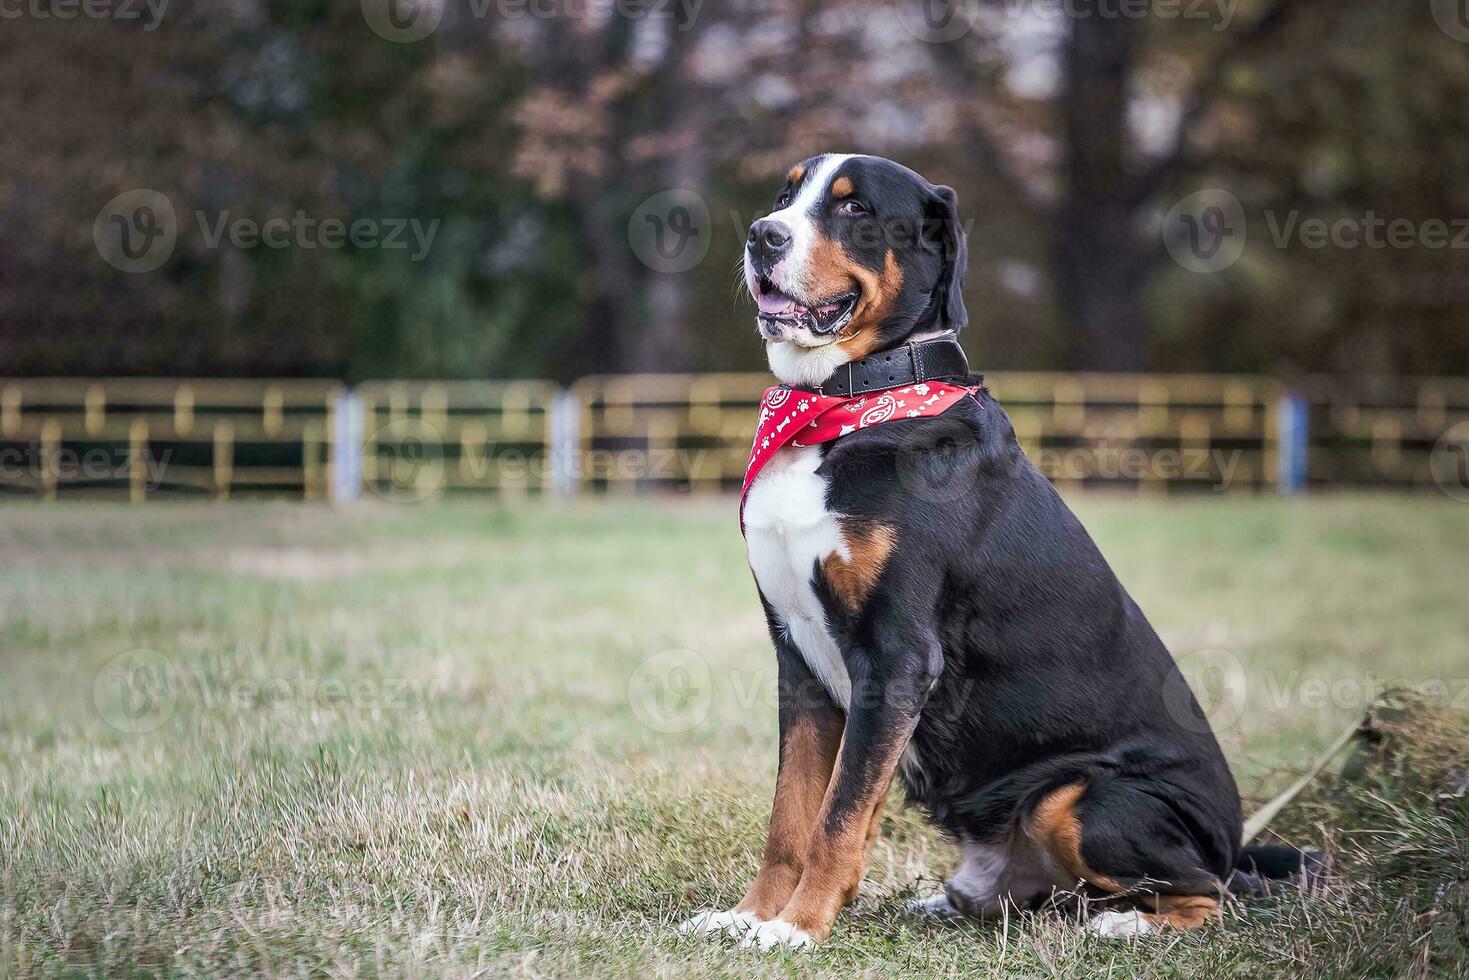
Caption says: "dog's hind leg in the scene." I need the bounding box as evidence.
[1027,781,1226,937]
[909,836,1067,920]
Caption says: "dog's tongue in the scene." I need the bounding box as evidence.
[757,290,800,316]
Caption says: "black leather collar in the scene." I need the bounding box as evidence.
[800,337,971,397]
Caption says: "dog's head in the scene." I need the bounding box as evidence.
[744,153,967,386]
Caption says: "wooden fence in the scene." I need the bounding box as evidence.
[2,374,1467,501]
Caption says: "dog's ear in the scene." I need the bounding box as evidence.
[924,184,969,331]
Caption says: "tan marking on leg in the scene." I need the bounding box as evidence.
[1140,893,1222,931]
[734,710,843,920]
[774,736,908,939]
[1028,782,1124,892]
[863,786,889,850]
[821,519,897,612]
[830,175,853,197]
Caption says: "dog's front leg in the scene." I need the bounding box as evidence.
[681,635,843,937]
[744,632,940,950]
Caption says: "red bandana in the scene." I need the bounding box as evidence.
[740,380,979,526]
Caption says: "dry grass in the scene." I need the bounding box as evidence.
[1,496,1467,977]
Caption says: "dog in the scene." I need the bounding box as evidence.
[680,153,1313,950]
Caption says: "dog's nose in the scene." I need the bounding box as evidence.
[748,219,792,253]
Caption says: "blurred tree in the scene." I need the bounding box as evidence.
[1,0,1467,379]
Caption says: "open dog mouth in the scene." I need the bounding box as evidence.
[754,275,858,337]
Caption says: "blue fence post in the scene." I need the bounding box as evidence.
[331,388,364,503]
[548,389,581,497]
[1276,389,1309,495]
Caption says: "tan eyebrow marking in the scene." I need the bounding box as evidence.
[787,164,806,185]
[831,176,854,197]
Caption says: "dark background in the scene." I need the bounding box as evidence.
[4,0,1468,383]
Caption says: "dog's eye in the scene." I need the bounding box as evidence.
[838,199,868,216]
[775,191,791,208]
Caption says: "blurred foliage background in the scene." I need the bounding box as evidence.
[2,0,1467,382]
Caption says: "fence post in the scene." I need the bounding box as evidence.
[331,388,364,503]
[1276,389,1309,495]
[548,388,581,497]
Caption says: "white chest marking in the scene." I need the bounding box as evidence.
[743,444,852,708]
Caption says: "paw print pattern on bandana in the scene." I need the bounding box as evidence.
[740,380,980,532]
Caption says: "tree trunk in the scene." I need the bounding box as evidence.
[1054,5,1148,372]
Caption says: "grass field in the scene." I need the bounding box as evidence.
[3,496,1468,977]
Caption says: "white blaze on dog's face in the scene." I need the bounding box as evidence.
[744,153,969,386]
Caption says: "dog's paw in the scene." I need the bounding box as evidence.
[739,918,815,951]
[679,908,761,937]
[906,893,961,919]
[1085,909,1156,939]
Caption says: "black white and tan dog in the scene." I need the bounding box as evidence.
[680,153,1312,950]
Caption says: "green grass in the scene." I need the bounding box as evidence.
[2,496,1467,977]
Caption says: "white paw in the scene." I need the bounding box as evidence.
[679,908,762,937]
[906,893,960,918]
[739,918,815,951]
[1086,909,1157,938]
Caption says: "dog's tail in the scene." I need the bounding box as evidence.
[1228,844,1330,896]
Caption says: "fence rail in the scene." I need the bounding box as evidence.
[2,374,1467,501]
[0,378,341,500]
